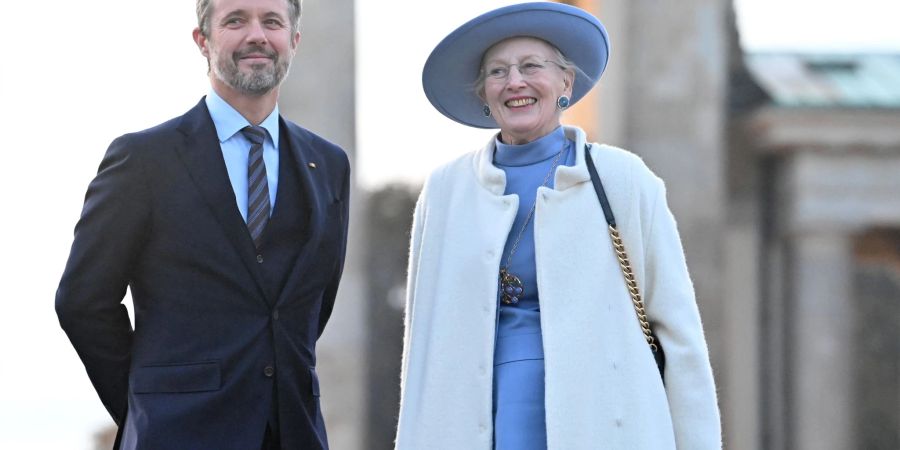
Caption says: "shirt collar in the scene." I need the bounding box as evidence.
[205,89,280,148]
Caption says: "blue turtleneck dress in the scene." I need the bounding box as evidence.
[492,127,575,450]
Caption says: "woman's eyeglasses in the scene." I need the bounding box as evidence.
[483,59,559,81]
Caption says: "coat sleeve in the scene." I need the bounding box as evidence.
[400,189,425,376]
[641,177,722,449]
[55,135,152,425]
[317,152,351,339]
[395,179,429,449]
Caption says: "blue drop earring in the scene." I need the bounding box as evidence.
[482,104,492,117]
[556,95,570,110]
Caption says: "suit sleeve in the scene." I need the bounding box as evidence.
[642,177,722,449]
[317,152,351,338]
[56,135,153,425]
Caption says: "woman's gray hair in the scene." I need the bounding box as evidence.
[472,41,586,101]
[196,0,303,37]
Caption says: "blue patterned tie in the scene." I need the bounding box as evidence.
[241,126,270,248]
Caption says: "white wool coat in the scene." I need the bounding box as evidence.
[395,126,721,450]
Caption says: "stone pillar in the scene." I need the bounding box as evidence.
[280,0,356,151]
[596,0,731,445]
[278,1,363,449]
[788,232,854,450]
[722,211,761,450]
[597,0,729,363]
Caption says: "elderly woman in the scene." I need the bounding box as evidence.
[396,3,720,449]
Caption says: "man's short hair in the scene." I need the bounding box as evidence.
[196,0,302,37]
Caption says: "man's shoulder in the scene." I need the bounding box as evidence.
[113,99,209,146]
[124,116,183,140]
[280,119,348,162]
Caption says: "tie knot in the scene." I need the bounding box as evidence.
[241,126,267,146]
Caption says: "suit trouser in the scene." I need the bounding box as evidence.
[262,379,281,450]
[261,424,281,450]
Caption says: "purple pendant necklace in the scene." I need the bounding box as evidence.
[499,141,568,305]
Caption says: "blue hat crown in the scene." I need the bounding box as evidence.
[422,2,610,128]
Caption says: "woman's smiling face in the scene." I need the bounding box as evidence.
[481,37,573,145]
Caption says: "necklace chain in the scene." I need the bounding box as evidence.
[498,140,568,305]
[502,141,567,269]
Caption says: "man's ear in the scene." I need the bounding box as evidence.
[193,28,210,58]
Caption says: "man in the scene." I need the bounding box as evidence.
[55,0,349,448]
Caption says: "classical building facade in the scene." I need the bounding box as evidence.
[731,53,900,449]
[279,1,363,449]
[280,1,900,449]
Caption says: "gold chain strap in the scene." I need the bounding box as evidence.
[608,224,658,352]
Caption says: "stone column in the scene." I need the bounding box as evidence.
[278,1,363,449]
[788,231,854,450]
[722,213,761,450]
[597,0,729,364]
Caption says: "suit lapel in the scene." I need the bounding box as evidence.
[173,99,274,306]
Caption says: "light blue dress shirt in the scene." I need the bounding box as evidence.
[205,90,280,221]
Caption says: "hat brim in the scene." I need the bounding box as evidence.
[422,2,610,129]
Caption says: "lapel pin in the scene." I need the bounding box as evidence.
[308,162,317,169]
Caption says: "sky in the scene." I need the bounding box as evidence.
[734,0,900,53]
[1,0,898,448]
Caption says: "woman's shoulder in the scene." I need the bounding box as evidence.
[418,149,482,200]
[425,149,482,185]
[589,143,663,188]
[433,150,477,174]
[591,143,646,169]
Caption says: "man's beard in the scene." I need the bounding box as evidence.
[213,45,292,95]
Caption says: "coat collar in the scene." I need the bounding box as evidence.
[473,125,593,195]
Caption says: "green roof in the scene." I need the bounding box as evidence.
[745,53,900,108]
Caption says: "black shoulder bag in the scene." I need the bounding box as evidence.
[585,145,666,377]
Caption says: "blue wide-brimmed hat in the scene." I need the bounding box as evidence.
[422,2,610,129]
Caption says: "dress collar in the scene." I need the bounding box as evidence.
[474,125,592,195]
[493,127,567,167]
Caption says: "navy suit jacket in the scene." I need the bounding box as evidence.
[56,99,350,449]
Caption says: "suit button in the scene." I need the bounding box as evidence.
[264,366,275,377]
[273,310,279,321]
[256,254,264,264]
